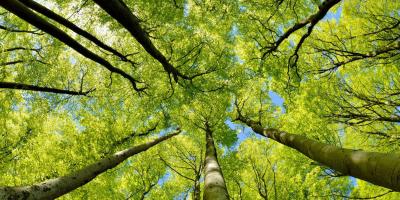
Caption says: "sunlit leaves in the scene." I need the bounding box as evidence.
[1,0,399,198]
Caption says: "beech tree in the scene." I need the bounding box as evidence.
[1,0,400,199]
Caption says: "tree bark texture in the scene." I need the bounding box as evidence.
[239,117,400,192]
[203,125,229,200]
[0,131,179,200]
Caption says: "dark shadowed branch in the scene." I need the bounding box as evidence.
[0,81,94,96]
[0,0,145,92]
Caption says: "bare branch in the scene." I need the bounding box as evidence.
[262,0,341,58]
[0,81,94,96]
[20,0,138,66]
[0,24,43,35]
[0,0,145,92]
[93,0,188,82]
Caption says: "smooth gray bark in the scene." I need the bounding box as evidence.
[239,117,400,192]
[0,131,179,200]
[203,124,229,200]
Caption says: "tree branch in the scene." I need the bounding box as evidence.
[20,0,138,66]
[92,0,191,82]
[0,0,145,92]
[0,81,94,96]
[0,24,43,35]
[262,0,341,58]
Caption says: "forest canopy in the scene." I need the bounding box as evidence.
[0,0,400,199]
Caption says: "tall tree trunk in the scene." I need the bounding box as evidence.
[203,124,229,200]
[239,117,400,191]
[0,131,179,200]
[193,176,201,200]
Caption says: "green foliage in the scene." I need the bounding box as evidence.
[1,0,399,199]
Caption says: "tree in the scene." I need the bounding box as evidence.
[235,102,400,191]
[1,0,400,199]
[202,121,229,200]
[0,130,179,199]
[158,135,204,200]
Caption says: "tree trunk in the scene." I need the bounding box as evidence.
[203,124,229,200]
[239,117,400,191]
[193,177,201,200]
[0,131,179,200]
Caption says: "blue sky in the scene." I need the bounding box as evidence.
[269,91,285,112]
[323,3,343,22]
